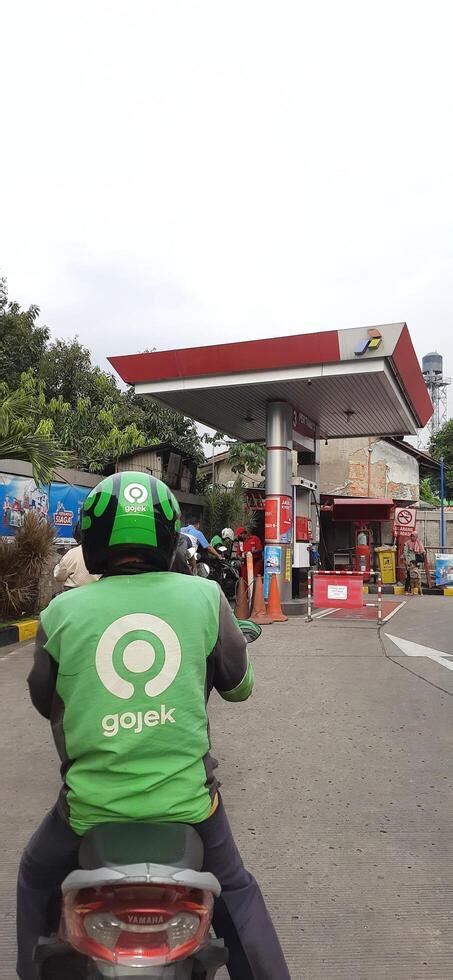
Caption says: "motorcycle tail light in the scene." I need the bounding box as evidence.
[62,883,213,966]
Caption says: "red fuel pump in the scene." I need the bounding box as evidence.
[354,524,371,581]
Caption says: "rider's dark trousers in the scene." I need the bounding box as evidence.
[17,796,290,980]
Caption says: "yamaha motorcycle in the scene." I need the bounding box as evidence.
[35,622,261,979]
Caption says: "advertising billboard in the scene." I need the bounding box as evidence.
[0,473,91,540]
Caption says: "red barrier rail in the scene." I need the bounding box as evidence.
[306,570,383,625]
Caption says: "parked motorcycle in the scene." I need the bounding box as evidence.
[35,623,261,979]
[195,546,240,602]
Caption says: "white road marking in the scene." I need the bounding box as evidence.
[385,633,453,671]
[311,608,339,619]
[381,601,406,623]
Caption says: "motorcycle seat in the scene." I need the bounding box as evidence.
[78,821,204,872]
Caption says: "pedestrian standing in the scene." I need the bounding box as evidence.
[403,531,425,594]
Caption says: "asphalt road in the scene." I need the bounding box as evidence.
[1,596,452,979]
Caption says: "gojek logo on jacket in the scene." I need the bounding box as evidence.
[96,614,181,737]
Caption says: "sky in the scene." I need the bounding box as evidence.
[1,1,452,430]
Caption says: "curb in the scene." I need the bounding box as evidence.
[364,584,405,596]
[364,584,453,597]
[0,618,39,647]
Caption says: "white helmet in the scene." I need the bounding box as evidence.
[221,527,235,541]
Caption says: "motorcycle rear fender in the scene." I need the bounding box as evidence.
[62,864,221,896]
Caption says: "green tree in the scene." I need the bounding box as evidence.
[429,420,453,501]
[40,337,98,404]
[12,371,146,473]
[0,279,49,388]
[203,431,265,478]
[228,441,265,477]
[203,477,255,540]
[126,390,204,463]
[419,478,441,507]
[0,384,70,484]
[1,278,204,474]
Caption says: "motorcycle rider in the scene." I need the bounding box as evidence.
[17,471,290,980]
[221,527,235,559]
[181,517,223,561]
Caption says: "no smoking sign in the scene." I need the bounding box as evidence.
[393,507,416,534]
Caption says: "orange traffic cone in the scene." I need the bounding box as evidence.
[250,576,273,625]
[234,577,250,619]
[266,575,288,622]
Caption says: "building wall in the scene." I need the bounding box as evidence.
[0,458,101,488]
[117,449,163,478]
[200,456,262,488]
[415,510,453,559]
[320,438,419,500]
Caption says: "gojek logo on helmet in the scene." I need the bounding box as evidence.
[123,482,149,512]
[96,614,181,738]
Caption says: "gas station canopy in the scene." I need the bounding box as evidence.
[109,323,432,440]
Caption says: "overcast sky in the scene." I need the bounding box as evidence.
[1,1,452,423]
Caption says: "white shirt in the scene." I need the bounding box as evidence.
[53,545,100,589]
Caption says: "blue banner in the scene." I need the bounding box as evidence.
[263,544,282,600]
[435,555,453,586]
[0,473,91,540]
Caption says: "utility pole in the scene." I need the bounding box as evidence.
[440,456,445,551]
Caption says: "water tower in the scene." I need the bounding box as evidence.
[422,352,451,440]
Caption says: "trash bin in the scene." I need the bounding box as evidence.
[374,546,396,584]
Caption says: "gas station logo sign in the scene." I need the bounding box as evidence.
[292,409,316,439]
[354,328,382,356]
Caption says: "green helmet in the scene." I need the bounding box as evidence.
[81,471,181,574]
[210,534,223,549]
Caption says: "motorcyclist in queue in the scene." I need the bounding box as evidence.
[16,471,290,980]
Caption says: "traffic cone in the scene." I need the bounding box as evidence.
[234,577,250,619]
[250,576,273,625]
[266,575,288,622]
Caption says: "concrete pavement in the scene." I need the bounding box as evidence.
[1,597,453,978]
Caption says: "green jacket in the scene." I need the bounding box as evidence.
[28,572,253,835]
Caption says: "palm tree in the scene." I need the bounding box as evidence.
[0,386,70,485]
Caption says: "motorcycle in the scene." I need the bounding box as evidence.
[34,622,261,979]
[195,546,241,602]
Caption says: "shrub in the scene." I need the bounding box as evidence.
[0,513,57,618]
[204,477,256,540]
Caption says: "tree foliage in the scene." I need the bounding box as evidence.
[203,431,265,479]
[203,477,255,540]
[0,280,203,475]
[429,419,453,500]
[0,278,50,388]
[419,478,441,507]
[0,382,71,484]
[228,441,265,477]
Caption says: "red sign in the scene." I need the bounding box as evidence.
[393,507,416,535]
[54,510,74,526]
[265,496,293,542]
[296,516,312,541]
[313,572,364,609]
[279,495,292,542]
[265,499,278,541]
[292,407,316,440]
